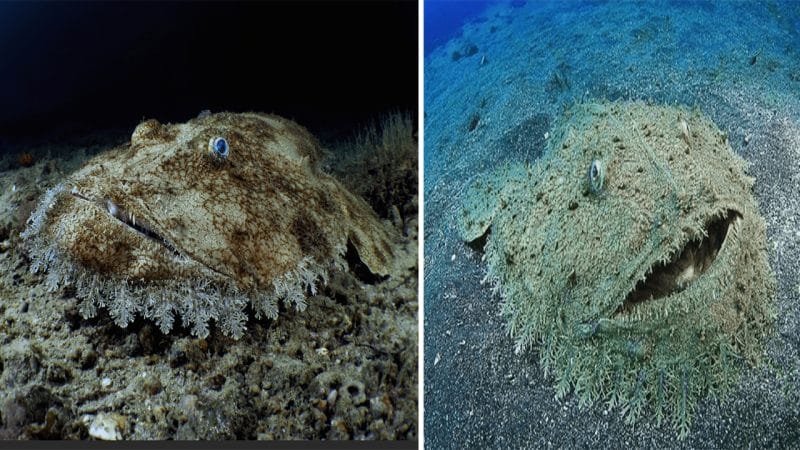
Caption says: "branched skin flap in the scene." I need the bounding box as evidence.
[23,112,396,339]
[460,101,775,437]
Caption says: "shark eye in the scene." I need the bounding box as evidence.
[588,159,604,193]
[209,137,229,158]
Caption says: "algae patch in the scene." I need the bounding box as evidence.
[460,101,775,437]
[22,112,398,338]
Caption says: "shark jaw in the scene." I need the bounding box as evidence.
[616,209,742,315]
[70,187,184,258]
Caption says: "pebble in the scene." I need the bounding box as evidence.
[327,389,338,405]
[101,377,112,388]
[88,413,122,440]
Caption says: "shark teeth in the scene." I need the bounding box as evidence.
[615,209,741,315]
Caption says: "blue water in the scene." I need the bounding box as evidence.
[424,0,800,182]
[424,0,611,56]
[424,0,800,447]
[424,0,495,56]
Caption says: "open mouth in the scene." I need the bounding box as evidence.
[70,189,182,257]
[616,210,741,314]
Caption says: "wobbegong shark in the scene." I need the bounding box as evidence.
[23,112,398,338]
[460,101,775,437]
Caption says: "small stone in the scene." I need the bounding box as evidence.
[101,377,112,388]
[327,389,338,406]
[451,254,456,262]
[88,413,122,440]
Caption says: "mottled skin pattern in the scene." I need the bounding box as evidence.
[460,102,775,437]
[24,112,396,337]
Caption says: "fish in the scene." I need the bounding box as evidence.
[460,101,775,437]
[23,112,397,338]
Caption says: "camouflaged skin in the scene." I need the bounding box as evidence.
[23,112,397,338]
[460,101,775,437]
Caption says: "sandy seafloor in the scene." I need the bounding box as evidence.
[0,126,418,439]
[424,1,799,448]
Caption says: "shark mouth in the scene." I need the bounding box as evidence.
[70,188,183,257]
[616,210,742,314]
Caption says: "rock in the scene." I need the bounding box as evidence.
[88,413,122,440]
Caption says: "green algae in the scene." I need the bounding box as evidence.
[460,101,776,437]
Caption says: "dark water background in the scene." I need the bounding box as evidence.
[0,2,417,150]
